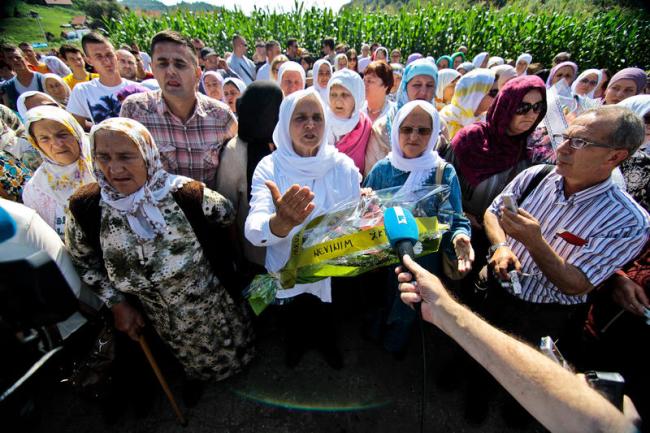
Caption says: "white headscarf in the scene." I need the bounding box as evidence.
[472,52,488,68]
[618,95,650,149]
[388,100,441,193]
[24,105,95,207]
[42,73,71,106]
[487,56,505,69]
[312,59,332,103]
[277,61,306,89]
[223,77,246,93]
[492,64,517,89]
[334,53,348,71]
[17,91,59,121]
[201,70,224,101]
[89,117,192,240]
[326,69,365,140]
[436,69,461,104]
[571,69,604,99]
[271,88,357,212]
[516,53,532,76]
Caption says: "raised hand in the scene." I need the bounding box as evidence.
[266,180,315,238]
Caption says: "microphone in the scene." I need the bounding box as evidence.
[0,206,17,244]
[384,206,419,265]
[384,206,421,312]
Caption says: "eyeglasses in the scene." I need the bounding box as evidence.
[488,88,499,98]
[552,133,611,150]
[515,101,546,115]
[580,78,598,86]
[399,126,433,136]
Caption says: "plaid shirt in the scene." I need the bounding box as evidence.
[120,90,237,189]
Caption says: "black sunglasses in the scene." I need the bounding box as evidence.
[515,101,546,115]
[488,88,499,98]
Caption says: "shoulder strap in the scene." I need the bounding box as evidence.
[172,181,244,302]
[68,182,102,254]
[435,159,448,185]
[517,164,554,206]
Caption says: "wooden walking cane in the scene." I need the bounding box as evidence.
[138,335,188,426]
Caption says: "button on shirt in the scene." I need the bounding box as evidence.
[489,165,650,305]
[120,90,237,189]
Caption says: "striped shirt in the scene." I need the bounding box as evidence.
[488,165,650,305]
[120,90,237,189]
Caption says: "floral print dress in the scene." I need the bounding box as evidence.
[66,188,255,380]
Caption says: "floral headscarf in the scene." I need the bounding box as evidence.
[25,105,94,207]
[89,117,192,240]
[439,68,496,139]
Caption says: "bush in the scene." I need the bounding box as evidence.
[105,2,650,71]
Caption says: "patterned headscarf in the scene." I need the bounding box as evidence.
[25,105,94,207]
[89,118,191,240]
[451,75,547,187]
[439,68,496,139]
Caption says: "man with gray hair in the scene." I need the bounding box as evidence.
[482,106,649,349]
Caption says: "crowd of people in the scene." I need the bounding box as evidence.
[1,28,649,431]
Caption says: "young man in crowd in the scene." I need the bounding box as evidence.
[227,35,256,85]
[120,30,237,189]
[59,44,98,90]
[18,42,49,74]
[285,38,299,62]
[66,32,136,129]
[0,45,44,111]
[256,40,281,82]
[321,37,336,64]
[116,49,138,81]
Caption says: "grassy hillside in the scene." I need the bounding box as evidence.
[0,2,82,45]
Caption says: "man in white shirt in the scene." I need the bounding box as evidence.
[66,32,135,130]
[226,35,256,85]
[256,40,281,82]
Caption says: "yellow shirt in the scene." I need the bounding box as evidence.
[63,72,99,90]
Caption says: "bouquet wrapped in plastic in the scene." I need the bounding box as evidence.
[246,185,452,315]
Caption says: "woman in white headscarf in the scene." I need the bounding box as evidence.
[245,88,361,368]
[456,61,475,75]
[363,100,472,353]
[334,53,348,71]
[277,61,306,97]
[17,91,59,121]
[66,117,254,389]
[472,52,489,69]
[42,73,71,107]
[23,105,94,237]
[201,70,225,101]
[493,64,517,90]
[515,53,532,76]
[223,77,246,116]
[571,69,604,99]
[486,56,504,69]
[312,59,332,102]
[435,69,461,110]
[327,69,373,176]
[439,68,497,139]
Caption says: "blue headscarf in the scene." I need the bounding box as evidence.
[388,58,439,135]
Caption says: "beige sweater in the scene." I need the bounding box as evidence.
[215,136,266,267]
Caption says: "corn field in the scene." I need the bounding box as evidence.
[105,2,650,71]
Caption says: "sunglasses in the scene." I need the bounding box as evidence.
[515,101,546,115]
[580,78,598,86]
[488,88,499,98]
[399,126,433,136]
[552,133,611,150]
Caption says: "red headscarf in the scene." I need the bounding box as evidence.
[451,75,547,188]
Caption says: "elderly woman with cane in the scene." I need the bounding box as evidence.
[66,117,254,405]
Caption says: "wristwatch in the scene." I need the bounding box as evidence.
[488,242,509,256]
